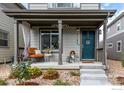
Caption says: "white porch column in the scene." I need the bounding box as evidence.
[103,20,107,67]
[14,20,18,64]
[58,20,62,65]
[96,29,99,61]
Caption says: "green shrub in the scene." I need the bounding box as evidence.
[43,68,59,80]
[122,60,124,67]
[0,80,7,85]
[70,71,80,76]
[10,61,31,83]
[53,80,70,85]
[121,53,124,67]
[28,67,42,78]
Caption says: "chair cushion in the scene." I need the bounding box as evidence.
[28,48,37,55]
[35,50,41,54]
[30,54,44,58]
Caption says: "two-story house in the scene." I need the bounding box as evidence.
[107,11,124,60]
[3,3,115,66]
[0,3,25,63]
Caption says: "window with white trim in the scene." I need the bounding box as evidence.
[41,31,59,50]
[48,3,80,8]
[0,30,9,47]
[116,40,122,52]
[107,28,110,33]
[117,21,121,31]
[108,43,113,48]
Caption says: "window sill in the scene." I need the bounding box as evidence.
[0,46,9,48]
[51,50,59,53]
[42,50,59,53]
[116,51,121,52]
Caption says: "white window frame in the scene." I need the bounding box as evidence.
[107,43,113,48]
[116,21,121,32]
[40,30,59,51]
[107,28,110,33]
[116,40,122,52]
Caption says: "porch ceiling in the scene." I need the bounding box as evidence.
[3,9,116,28]
[27,20,102,28]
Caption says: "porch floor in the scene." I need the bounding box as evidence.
[31,61,103,69]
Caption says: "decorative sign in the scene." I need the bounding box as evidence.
[86,40,90,45]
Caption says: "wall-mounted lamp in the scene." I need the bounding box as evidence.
[76,28,80,32]
[76,28,80,45]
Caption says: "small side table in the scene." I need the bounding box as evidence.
[44,53,52,62]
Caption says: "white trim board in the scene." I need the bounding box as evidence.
[107,29,124,40]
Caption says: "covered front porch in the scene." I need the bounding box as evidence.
[3,9,115,67]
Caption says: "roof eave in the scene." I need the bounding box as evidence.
[2,9,116,18]
[15,3,26,9]
[107,12,124,28]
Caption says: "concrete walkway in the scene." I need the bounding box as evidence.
[80,63,111,85]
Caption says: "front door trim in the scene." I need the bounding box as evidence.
[81,30,95,60]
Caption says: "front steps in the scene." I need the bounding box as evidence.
[80,63,111,85]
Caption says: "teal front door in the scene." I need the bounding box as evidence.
[82,31,95,59]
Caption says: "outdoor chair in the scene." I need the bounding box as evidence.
[28,48,44,62]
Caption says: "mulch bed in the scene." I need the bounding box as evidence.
[5,70,80,85]
[107,59,124,85]
[116,76,124,85]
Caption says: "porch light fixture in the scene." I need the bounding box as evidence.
[76,28,80,45]
[76,28,80,32]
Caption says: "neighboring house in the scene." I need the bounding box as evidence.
[3,3,115,66]
[0,3,25,63]
[107,11,124,60]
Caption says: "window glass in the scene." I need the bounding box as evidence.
[117,25,121,31]
[0,30,8,47]
[3,33,8,40]
[41,31,59,50]
[48,3,80,8]
[52,35,59,49]
[108,43,113,48]
[118,42,121,51]
[117,41,122,52]
[41,34,50,50]
[73,3,80,8]
[57,3,72,8]
[117,21,121,31]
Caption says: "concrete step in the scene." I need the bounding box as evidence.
[80,69,105,74]
[80,74,107,80]
[80,64,104,69]
[80,79,111,85]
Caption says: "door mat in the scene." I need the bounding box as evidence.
[82,61,94,63]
